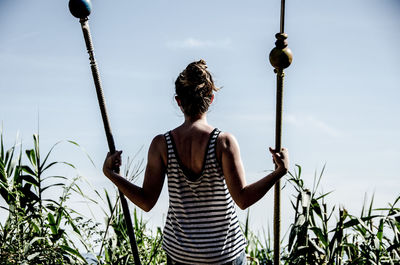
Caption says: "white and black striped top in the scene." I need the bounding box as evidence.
[162,128,247,264]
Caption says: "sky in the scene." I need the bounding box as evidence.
[1,0,400,243]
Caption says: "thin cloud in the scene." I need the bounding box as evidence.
[2,31,39,46]
[285,114,342,137]
[167,37,232,49]
[221,112,341,137]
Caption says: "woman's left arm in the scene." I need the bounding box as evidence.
[103,135,167,212]
[219,132,289,210]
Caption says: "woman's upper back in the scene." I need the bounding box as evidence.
[169,124,216,176]
[155,123,236,179]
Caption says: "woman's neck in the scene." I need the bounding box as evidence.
[182,113,209,128]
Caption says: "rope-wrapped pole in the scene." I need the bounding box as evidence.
[69,1,142,264]
[269,0,292,263]
[273,68,284,264]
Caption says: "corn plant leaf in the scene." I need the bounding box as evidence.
[105,189,114,214]
[311,226,328,247]
[56,208,64,228]
[39,140,62,172]
[42,175,68,182]
[48,212,58,235]
[40,161,59,173]
[327,205,336,221]
[312,164,326,196]
[21,165,36,176]
[245,209,250,239]
[314,190,334,201]
[67,140,96,167]
[43,198,61,206]
[288,224,298,252]
[5,147,16,177]
[60,161,76,169]
[368,194,375,218]
[309,238,325,254]
[295,215,306,227]
[21,188,40,202]
[41,183,65,193]
[5,148,13,165]
[339,215,380,230]
[25,149,37,168]
[312,199,323,219]
[0,159,7,182]
[0,180,10,201]
[377,218,384,241]
[64,211,81,235]
[134,207,139,231]
[42,161,76,171]
[60,244,86,262]
[21,174,39,186]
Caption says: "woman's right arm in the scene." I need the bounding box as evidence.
[218,133,289,210]
[103,134,167,212]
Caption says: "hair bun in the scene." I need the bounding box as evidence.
[175,60,219,117]
[183,60,210,90]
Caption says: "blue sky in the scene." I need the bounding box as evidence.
[1,0,400,238]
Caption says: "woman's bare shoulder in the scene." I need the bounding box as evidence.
[217,131,240,160]
[218,132,239,148]
[152,133,166,142]
[150,134,167,151]
[148,134,168,164]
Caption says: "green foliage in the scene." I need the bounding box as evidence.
[0,130,165,265]
[98,198,165,265]
[1,129,399,265]
[93,153,165,265]
[240,165,400,265]
[0,131,89,264]
[281,165,400,264]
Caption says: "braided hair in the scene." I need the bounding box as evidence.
[175,59,219,117]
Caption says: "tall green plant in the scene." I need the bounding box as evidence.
[284,165,400,265]
[2,128,399,265]
[242,208,273,265]
[93,155,166,265]
[0,131,90,264]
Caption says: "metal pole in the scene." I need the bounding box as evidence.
[69,1,142,264]
[274,69,284,264]
[269,0,292,263]
[77,19,142,265]
[280,0,285,33]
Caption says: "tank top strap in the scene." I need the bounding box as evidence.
[204,128,221,163]
[163,132,175,161]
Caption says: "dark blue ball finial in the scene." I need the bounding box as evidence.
[69,0,92,19]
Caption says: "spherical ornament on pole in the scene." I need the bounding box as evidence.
[69,0,92,19]
[269,33,293,70]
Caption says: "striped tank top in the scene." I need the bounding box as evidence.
[162,128,247,264]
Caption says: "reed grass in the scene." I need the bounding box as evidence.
[1,130,399,264]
